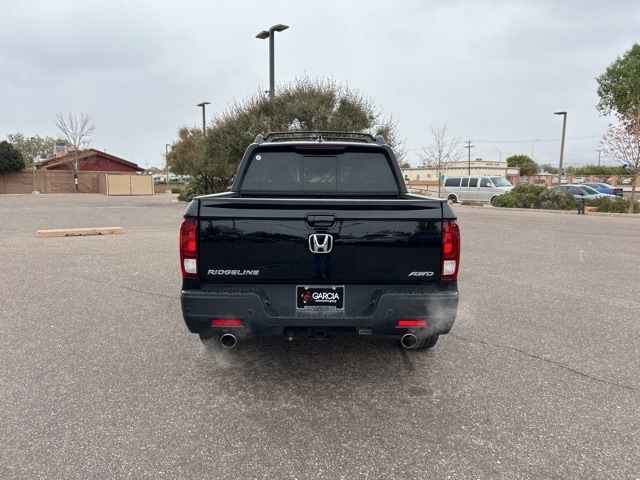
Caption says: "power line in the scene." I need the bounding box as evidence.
[474,134,602,143]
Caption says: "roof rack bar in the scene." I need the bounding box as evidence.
[261,131,383,144]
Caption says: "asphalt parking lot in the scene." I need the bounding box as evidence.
[1,194,639,479]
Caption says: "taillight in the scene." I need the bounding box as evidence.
[180,218,198,278]
[397,319,427,328]
[211,319,244,327]
[441,219,460,280]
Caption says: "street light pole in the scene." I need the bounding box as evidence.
[30,137,39,194]
[554,112,567,186]
[32,157,38,193]
[256,24,289,101]
[531,138,540,160]
[197,102,210,136]
[165,143,170,185]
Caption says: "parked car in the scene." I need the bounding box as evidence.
[577,185,620,199]
[582,182,624,197]
[551,185,617,200]
[442,175,513,203]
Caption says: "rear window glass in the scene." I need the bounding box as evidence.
[240,151,398,193]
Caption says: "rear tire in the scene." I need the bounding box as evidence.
[447,195,457,203]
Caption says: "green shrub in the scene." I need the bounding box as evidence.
[587,196,640,213]
[491,193,522,208]
[177,176,207,202]
[538,189,576,210]
[511,184,548,208]
[492,184,577,210]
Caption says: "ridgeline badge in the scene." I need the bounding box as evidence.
[207,269,259,276]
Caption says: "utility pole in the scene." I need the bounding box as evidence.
[464,140,475,175]
[596,149,602,166]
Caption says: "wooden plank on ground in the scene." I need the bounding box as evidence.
[36,227,124,237]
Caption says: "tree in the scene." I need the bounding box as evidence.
[600,115,640,213]
[573,164,624,176]
[6,133,65,163]
[169,76,403,195]
[596,43,640,123]
[507,154,540,176]
[274,76,405,158]
[167,127,213,189]
[54,113,96,192]
[0,141,25,175]
[418,124,463,196]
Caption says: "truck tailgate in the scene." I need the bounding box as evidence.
[196,197,445,284]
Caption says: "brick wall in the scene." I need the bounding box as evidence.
[0,171,126,194]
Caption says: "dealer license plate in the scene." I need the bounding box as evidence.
[296,285,344,310]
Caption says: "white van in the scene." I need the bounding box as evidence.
[442,175,514,204]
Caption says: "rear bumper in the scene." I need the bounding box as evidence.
[181,284,458,337]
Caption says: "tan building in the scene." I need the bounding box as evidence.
[402,160,520,183]
[401,161,520,195]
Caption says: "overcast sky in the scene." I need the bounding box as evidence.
[2,0,639,169]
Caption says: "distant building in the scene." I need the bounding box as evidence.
[401,160,522,195]
[402,160,520,183]
[36,148,144,173]
[54,142,67,156]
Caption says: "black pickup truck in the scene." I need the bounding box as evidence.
[180,132,460,350]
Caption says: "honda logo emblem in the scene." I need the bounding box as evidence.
[309,234,333,254]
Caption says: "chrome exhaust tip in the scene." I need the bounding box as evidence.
[400,333,418,349]
[220,333,238,349]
